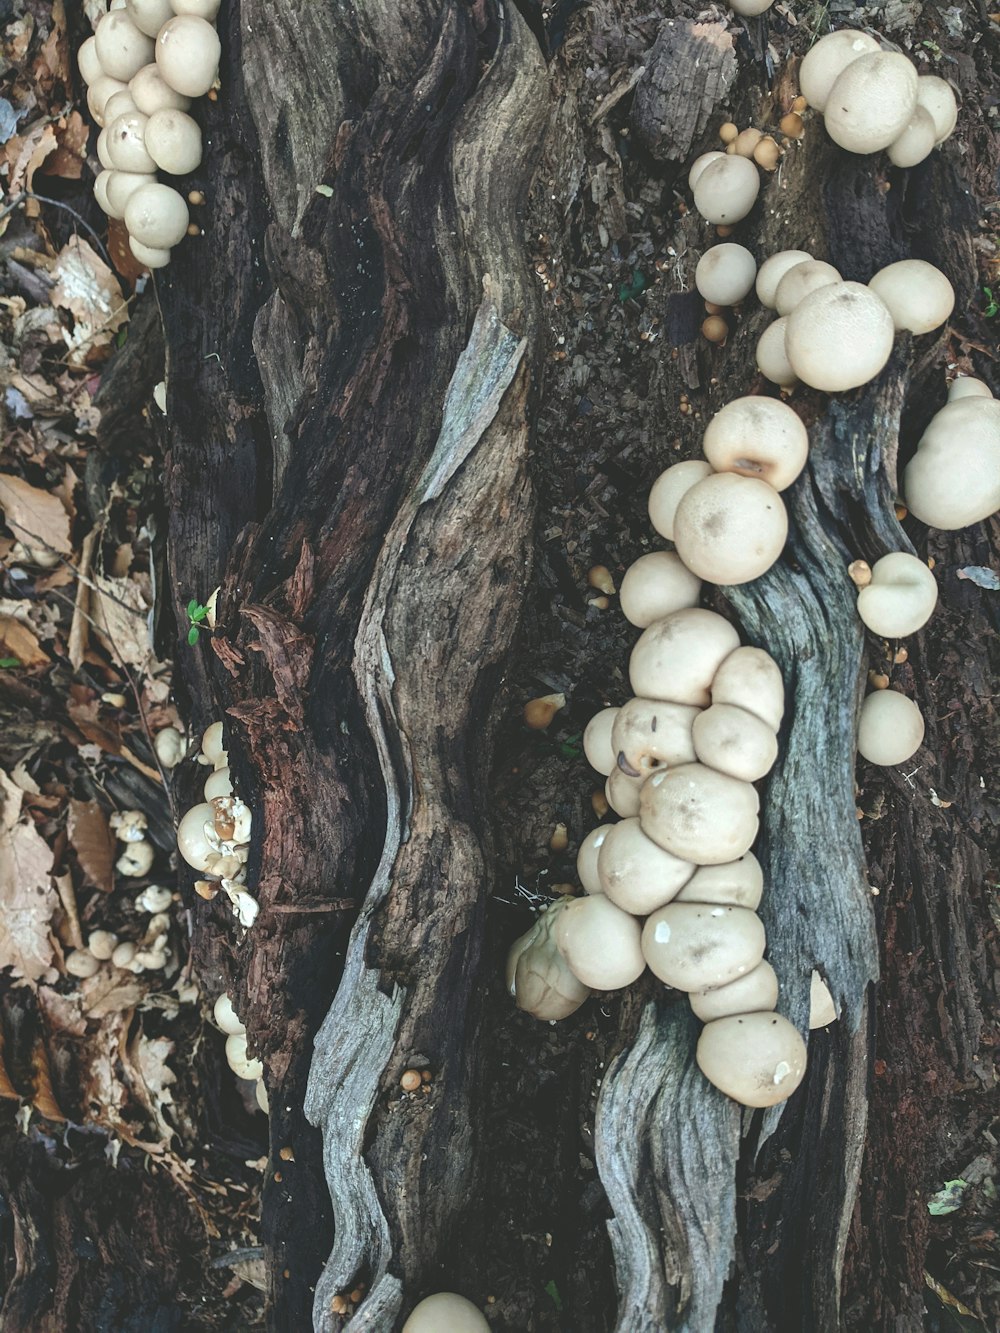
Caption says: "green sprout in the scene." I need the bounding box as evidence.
[983,287,998,319]
[0,656,21,668]
[186,598,210,646]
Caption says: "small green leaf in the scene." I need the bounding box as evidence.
[190,604,208,622]
[618,268,646,302]
[315,183,334,198]
[927,1179,968,1216]
[0,656,21,668]
[544,1280,563,1312]
[187,626,201,646]
[187,598,200,617]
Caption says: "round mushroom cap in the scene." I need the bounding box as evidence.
[512,925,592,1021]
[903,397,1000,529]
[702,395,809,492]
[620,551,702,628]
[857,689,924,765]
[176,801,216,872]
[642,902,766,991]
[225,1033,263,1082]
[144,107,202,174]
[675,852,764,908]
[756,317,797,387]
[554,893,645,990]
[774,259,842,316]
[402,1293,491,1333]
[798,29,880,113]
[79,35,104,85]
[93,169,116,216]
[583,706,619,777]
[855,551,938,637]
[947,377,992,401]
[126,0,175,37]
[695,243,757,307]
[887,104,937,168]
[648,460,713,541]
[612,697,699,778]
[690,959,779,1021]
[824,52,919,155]
[577,824,613,894]
[755,250,813,308]
[104,89,138,123]
[130,62,192,114]
[785,281,895,392]
[597,816,695,915]
[106,169,156,218]
[129,239,172,273]
[710,645,785,731]
[172,0,223,18]
[106,111,157,173]
[605,767,643,818]
[809,971,837,1028]
[629,608,741,706]
[673,473,788,585]
[95,10,155,82]
[124,181,189,248]
[693,155,760,225]
[88,74,129,127]
[203,765,233,801]
[868,259,954,335]
[728,0,774,14]
[156,14,221,98]
[213,992,245,1035]
[697,1012,807,1106]
[915,74,958,144]
[692,703,779,782]
[688,150,726,191]
[639,763,759,864]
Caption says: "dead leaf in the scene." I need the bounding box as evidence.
[0,615,48,667]
[107,217,147,285]
[4,122,58,204]
[79,969,143,1020]
[0,770,57,983]
[37,984,87,1036]
[126,1029,177,1143]
[0,472,72,557]
[68,798,114,894]
[31,1037,65,1121]
[0,1031,20,1101]
[68,528,97,669]
[53,871,82,949]
[51,239,129,365]
[90,573,151,670]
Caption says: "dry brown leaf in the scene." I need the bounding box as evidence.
[126,1029,177,1143]
[53,870,82,949]
[0,472,72,557]
[5,122,58,204]
[0,1032,20,1101]
[106,218,147,285]
[51,239,129,365]
[37,984,87,1036]
[68,798,115,894]
[79,969,143,1020]
[0,769,57,983]
[36,4,70,92]
[0,615,48,666]
[66,696,122,756]
[31,1037,65,1121]
[68,528,96,669]
[90,573,151,670]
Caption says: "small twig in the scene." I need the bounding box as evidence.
[2,190,113,267]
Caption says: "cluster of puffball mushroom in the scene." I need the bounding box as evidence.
[64,882,176,981]
[78,1,221,269]
[176,722,257,928]
[508,611,828,1108]
[212,992,268,1115]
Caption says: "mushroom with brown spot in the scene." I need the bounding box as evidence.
[639,763,759,865]
[673,473,788,585]
[611,696,699,778]
[629,608,740,706]
[641,902,766,991]
[701,395,809,491]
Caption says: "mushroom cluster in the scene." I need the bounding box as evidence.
[799,30,958,164]
[176,721,257,927]
[213,991,268,1114]
[78,1,220,269]
[64,885,176,979]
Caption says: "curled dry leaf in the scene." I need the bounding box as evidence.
[68,798,116,894]
[51,239,130,366]
[0,769,57,983]
[0,472,72,557]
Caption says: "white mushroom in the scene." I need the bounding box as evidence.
[784,282,895,392]
[692,703,779,782]
[692,155,760,225]
[690,960,779,1021]
[823,52,919,155]
[701,396,809,492]
[868,259,954,335]
[642,902,766,992]
[124,181,190,248]
[553,893,645,990]
[629,608,740,706]
[155,15,221,98]
[755,317,797,387]
[855,552,937,637]
[798,30,880,113]
[583,707,619,777]
[576,824,613,894]
[619,551,702,628]
[597,816,695,914]
[774,259,842,316]
[611,696,699,778]
[673,473,788,585]
[695,244,757,306]
[755,250,813,309]
[903,397,1000,529]
[857,690,924,766]
[402,1293,491,1333]
[915,74,959,144]
[696,1012,807,1106]
[675,853,764,908]
[647,460,713,541]
[639,763,759,865]
[710,645,785,731]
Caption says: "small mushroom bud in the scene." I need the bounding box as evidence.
[66,949,101,979]
[87,930,119,961]
[110,809,148,842]
[117,839,155,877]
[135,884,173,913]
[719,122,738,144]
[702,314,728,344]
[587,564,616,595]
[213,992,245,1035]
[402,1293,491,1332]
[549,822,569,853]
[648,460,713,541]
[507,900,591,1021]
[201,721,226,765]
[111,941,138,969]
[779,112,804,139]
[105,169,156,220]
[752,136,781,170]
[225,1033,263,1082]
[732,128,763,158]
[524,692,565,730]
[129,237,172,270]
[177,802,218,873]
[848,559,872,588]
[153,725,185,768]
[204,766,233,801]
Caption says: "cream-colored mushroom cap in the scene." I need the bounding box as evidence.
[755,318,797,387]
[702,395,809,492]
[855,552,937,637]
[598,817,695,914]
[255,1079,269,1114]
[204,765,233,801]
[824,52,919,155]
[690,959,779,1021]
[554,893,645,990]
[774,259,842,316]
[107,111,157,173]
[755,250,812,309]
[93,169,116,216]
[728,0,774,14]
[577,824,613,894]
[695,244,757,307]
[809,971,837,1027]
[605,768,643,818]
[88,74,129,127]
[675,852,764,908]
[225,1032,263,1081]
[711,645,785,731]
[511,929,591,1021]
[857,689,924,765]
[887,105,936,168]
[106,170,155,218]
[697,1012,807,1106]
[947,377,992,401]
[95,10,155,82]
[629,608,740,706]
[144,108,202,174]
[612,697,699,778]
[619,551,702,628]
[124,181,189,248]
[213,992,245,1035]
[126,1,175,38]
[688,150,726,191]
[693,703,779,782]
[583,706,619,777]
[172,0,222,18]
[104,89,138,124]
[640,763,759,864]
[130,62,192,114]
[785,281,894,392]
[156,15,221,98]
[176,801,216,873]
[903,397,1000,528]
[798,30,880,112]
[648,460,713,541]
[915,74,958,144]
[868,259,954,335]
[79,36,103,85]
[674,473,788,585]
[693,155,760,225]
[402,1293,491,1333]
[642,902,766,991]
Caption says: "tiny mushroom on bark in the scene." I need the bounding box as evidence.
[823,52,918,155]
[629,608,740,706]
[785,282,895,392]
[855,552,938,637]
[868,259,955,335]
[88,930,119,961]
[673,473,789,585]
[694,244,757,306]
[619,551,702,628]
[639,763,760,865]
[692,155,760,225]
[797,29,880,112]
[696,1012,807,1106]
[857,689,925,766]
[402,1293,491,1333]
[642,902,766,992]
[690,960,779,1021]
[597,816,695,914]
[553,893,646,990]
[701,396,809,491]
[647,459,713,541]
[155,15,221,98]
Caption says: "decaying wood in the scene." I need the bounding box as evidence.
[631,19,736,162]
